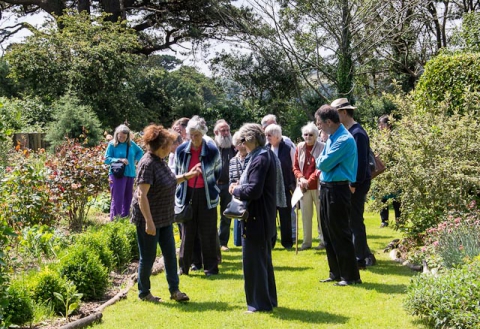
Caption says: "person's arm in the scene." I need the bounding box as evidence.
[233,154,267,201]
[352,133,369,187]
[137,183,156,236]
[104,143,119,164]
[175,163,201,184]
[316,135,351,173]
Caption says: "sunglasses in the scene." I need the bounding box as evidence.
[303,133,313,137]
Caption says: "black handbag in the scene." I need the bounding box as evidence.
[174,176,197,223]
[223,197,249,220]
[111,144,130,178]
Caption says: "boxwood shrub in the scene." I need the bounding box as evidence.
[31,268,70,315]
[59,245,109,301]
[75,231,115,271]
[3,283,34,325]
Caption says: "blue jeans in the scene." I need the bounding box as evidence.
[136,224,179,298]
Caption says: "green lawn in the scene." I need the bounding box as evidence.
[94,210,426,329]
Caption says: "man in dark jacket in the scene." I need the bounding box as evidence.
[331,98,376,269]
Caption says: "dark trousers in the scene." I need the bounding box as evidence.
[350,180,372,264]
[218,183,233,246]
[136,224,179,298]
[179,187,219,275]
[276,189,293,249]
[380,198,401,223]
[320,184,360,282]
[243,237,277,312]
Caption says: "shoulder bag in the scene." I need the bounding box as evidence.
[174,175,198,223]
[111,143,130,178]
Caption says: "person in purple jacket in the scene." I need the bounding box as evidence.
[105,124,144,220]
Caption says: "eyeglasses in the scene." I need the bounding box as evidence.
[303,133,313,137]
[266,134,272,137]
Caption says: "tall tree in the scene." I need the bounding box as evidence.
[0,0,259,55]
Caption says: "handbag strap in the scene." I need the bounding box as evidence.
[187,174,198,204]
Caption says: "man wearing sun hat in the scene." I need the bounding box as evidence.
[331,98,376,270]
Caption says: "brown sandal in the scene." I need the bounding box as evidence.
[139,293,163,303]
[170,290,189,302]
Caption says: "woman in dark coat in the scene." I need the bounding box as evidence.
[229,123,277,313]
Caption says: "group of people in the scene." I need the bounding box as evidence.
[103,97,390,312]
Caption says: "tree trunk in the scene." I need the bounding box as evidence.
[337,0,354,99]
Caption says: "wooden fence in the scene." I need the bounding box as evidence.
[13,133,47,151]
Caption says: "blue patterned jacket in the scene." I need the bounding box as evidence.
[175,139,221,209]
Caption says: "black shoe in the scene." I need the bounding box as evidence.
[357,260,367,270]
[190,265,202,271]
[320,277,338,283]
[365,254,377,266]
[334,279,362,286]
[380,222,388,228]
[205,272,218,277]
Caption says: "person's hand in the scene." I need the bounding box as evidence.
[122,158,129,165]
[192,163,202,176]
[300,177,308,189]
[349,186,356,194]
[229,182,238,195]
[145,220,156,236]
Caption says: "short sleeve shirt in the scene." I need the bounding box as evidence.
[131,152,176,227]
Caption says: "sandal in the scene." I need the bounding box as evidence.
[170,290,189,302]
[139,293,163,303]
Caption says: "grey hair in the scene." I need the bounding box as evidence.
[261,114,277,128]
[238,123,266,147]
[301,122,319,139]
[214,119,229,133]
[264,124,282,138]
[113,124,131,147]
[186,115,208,136]
[232,131,242,146]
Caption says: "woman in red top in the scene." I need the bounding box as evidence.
[293,122,325,250]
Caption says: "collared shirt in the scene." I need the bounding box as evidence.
[316,124,357,183]
[131,152,176,227]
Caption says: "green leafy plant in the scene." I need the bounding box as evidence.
[75,231,115,271]
[59,245,109,301]
[0,218,16,328]
[0,151,56,231]
[19,224,67,262]
[31,268,72,315]
[45,139,109,231]
[3,283,34,326]
[370,92,480,239]
[405,258,480,329]
[104,223,132,269]
[53,281,83,321]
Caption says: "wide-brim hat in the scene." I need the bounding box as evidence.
[331,98,356,110]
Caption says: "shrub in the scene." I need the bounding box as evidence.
[75,231,115,271]
[404,259,480,329]
[3,283,34,326]
[45,139,109,231]
[414,52,480,115]
[45,95,103,150]
[59,245,109,301]
[31,268,70,315]
[104,222,132,269]
[0,219,15,327]
[0,151,56,231]
[370,93,480,239]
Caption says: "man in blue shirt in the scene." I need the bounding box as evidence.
[332,98,376,269]
[315,105,361,286]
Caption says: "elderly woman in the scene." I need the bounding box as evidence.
[229,131,249,247]
[229,123,278,313]
[131,124,200,303]
[293,122,325,250]
[105,124,144,220]
[175,115,222,276]
[265,124,296,249]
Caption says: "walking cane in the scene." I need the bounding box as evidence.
[295,202,299,255]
